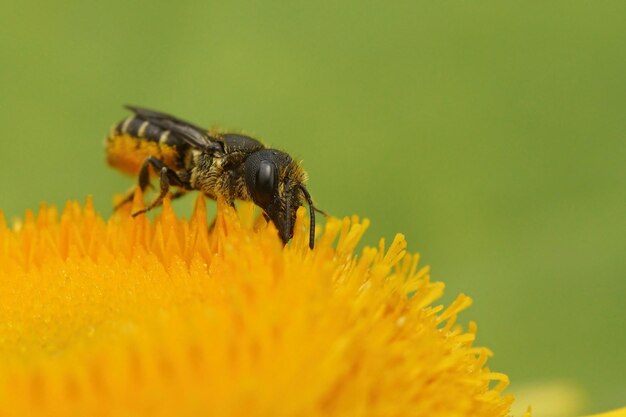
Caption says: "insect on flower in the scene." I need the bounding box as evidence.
[105,106,323,249]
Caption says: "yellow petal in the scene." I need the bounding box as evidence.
[0,195,521,416]
[583,407,626,417]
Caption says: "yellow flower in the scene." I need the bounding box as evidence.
[1,193,517,416]
[584,408,626,417]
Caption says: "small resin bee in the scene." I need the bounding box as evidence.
[105,106,322,249]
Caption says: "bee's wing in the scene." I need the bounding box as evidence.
[125,105,216,150]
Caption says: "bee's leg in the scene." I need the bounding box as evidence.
[169,190,187,201]
[131,158,187,217]
[114,190,137,211]
[114,157,160,210]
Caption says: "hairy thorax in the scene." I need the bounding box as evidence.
[190,151,252,203]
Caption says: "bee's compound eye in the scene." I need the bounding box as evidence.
[255,160,276,206]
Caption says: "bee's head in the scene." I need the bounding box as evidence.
[244,149,317,249]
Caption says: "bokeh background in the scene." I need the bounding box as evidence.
[1,1,624,414]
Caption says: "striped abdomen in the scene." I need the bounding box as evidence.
[105,116,189,176]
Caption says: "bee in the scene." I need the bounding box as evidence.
[105,106,322,249]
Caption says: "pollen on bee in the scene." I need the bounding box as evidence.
[105,134,178,176]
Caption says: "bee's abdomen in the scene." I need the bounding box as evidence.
[105,116,186,176]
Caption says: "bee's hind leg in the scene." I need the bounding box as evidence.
[114,157,160,210]
[131,157,188,217]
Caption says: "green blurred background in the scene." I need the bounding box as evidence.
[1,1,624,414]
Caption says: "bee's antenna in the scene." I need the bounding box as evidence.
[299,186,316,250]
